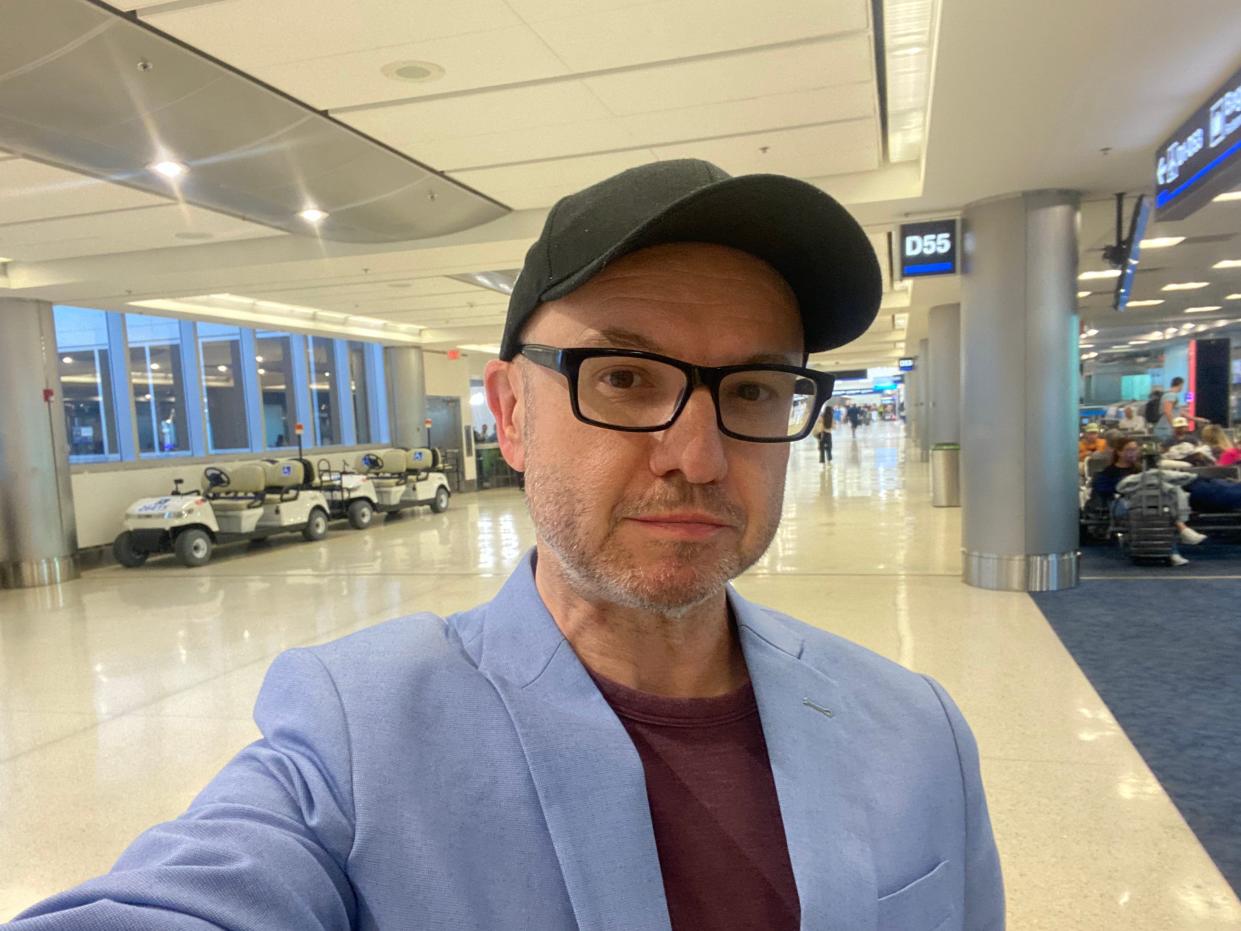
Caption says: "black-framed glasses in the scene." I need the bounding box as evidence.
[518,344,835,443]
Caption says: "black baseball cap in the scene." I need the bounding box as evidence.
[499,159,882,360]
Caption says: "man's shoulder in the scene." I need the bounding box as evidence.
[747,605,935,701]
[293,607,485,689]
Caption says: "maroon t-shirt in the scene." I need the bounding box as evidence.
[591,672,801,930]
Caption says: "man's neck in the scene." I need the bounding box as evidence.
[532,547,749,698]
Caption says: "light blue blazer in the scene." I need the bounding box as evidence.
[9,553,1004,930]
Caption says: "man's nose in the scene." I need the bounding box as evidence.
[648,386,729,484]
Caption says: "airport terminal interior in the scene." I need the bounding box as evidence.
[3,0,1241,928]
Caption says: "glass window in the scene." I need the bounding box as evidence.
[126,313,189,456]
[348,341,372,445]
[199,323,250,452]
[53,306,119,461]
[306,336,341,446]
[256,332,295,449]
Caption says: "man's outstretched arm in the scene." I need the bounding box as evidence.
[6,649,358,931]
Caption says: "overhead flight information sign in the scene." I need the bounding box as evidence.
[899,220,958,278]
[1155,63,1241,219]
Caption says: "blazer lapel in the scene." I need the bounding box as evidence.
[474,555,671,931]
[732,589,878,931]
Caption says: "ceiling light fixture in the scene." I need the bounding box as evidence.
[1212,259,1241,269]
[150,159,187,179]
[1124,299,1165,307]
[62,356,73,364]
[1077,290,1092,298]
[1079,269,1122,280]
[299,208,328,223]
[216,364,228,372]
[150,362,160,370]
[1214,190,1241,202]
[0,256,12,263]
[1227,294,1241,300]
[1139,236,1185,249]
[1184,305,1222,313]
[1079,343,1095,348]
[1162,281,1210,290]
[1085,328,1099,336]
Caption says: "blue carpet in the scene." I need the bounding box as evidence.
[1080,539,1241,578]
[1032,580,1241,895]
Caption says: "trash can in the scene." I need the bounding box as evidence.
[931,443,961,508]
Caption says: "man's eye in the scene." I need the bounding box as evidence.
[734,383,770,402]
[600,368,642,389]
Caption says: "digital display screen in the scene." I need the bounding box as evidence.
[1155,63,1241,219]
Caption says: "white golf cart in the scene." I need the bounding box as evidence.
[355,447,451,517]
[112,459,331,568]
[313,455,381,530]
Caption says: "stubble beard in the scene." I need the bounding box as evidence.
[522,407,785,619]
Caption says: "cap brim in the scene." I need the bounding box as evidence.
[538,173,882,354]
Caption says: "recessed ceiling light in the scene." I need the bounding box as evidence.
[324,371,331,376]
[1228,294,1241,300]
[258,367,267,375]
[1124,299,1165,307]
[1077,290,1092,298]
[1214,320,1228,327]
[1212,259,1241,269]
[150,362,161,370]
[255,355,264,362]
[1184,305,1222,313]
[61,355,73,364]
[1140,236,1185,249]
[381,60,446,83]
[216,364,228,372]
[299,208,328,223]
[1079,343,1095,348]
[1162,281,1210,291]
[1085,328,1099,336]
[1079,269,1121,280]
[1128,340,1150,345]
[1213,190,1241,202]
[0,256,12,263]
[150,160,187,179]
[1164,328,1178,336]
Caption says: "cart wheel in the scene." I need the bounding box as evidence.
[431,486,450,513]
[302,508,329,541]
[174,528,213,568]
[112,531,148,568]
[347,499,374,530]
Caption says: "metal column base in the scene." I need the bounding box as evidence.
[963,550,1078,592]
[0,555,80,589]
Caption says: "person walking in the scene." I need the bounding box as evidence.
[815,407,834,464]
[846,403,862,436]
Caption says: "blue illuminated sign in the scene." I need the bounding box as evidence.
[899,220,958,278]
[1155,63,1241,220]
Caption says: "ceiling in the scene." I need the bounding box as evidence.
[1,0,1240,371]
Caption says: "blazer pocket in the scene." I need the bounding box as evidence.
[877,859,954,931]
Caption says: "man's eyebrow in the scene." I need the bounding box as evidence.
[581,327,799,365]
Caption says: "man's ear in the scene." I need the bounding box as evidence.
[484,359,526,472]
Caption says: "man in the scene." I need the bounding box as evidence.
[9,161,1003,930]
[1153,377,1185,444]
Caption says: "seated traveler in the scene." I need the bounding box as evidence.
[1117,406,1145,432]
[1078,422,1108,461]
[1201,424,1240,467]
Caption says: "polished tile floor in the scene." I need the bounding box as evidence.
[2,422,1239,928]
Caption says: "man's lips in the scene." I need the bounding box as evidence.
[626,512,736,538]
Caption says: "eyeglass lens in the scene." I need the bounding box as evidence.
[576,356,818,439]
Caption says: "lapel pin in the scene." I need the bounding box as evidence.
[802,697,834,718]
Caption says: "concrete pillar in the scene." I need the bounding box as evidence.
[927,303,961,445]
[915,337,931,460]
[0,299,79,588]
[960,191,1080,591]
[385,346,429,448]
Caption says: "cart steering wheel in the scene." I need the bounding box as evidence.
[204,467,230,488]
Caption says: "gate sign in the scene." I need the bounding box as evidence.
[899,220,958,278]
[1155,63,1241,219]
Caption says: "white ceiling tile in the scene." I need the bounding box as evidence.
[652,121,878,180]
[583,35,874,114]
[145,0,524,69]
[251,25,573,111]
[450,150,659,209]
[503,0,657,23]
[528,0,870,72]
[0,159,171,224]
[0,204,278,263]
[342,82,614,152]
[616,86,874,143]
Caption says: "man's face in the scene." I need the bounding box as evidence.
[485,242,803,614]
